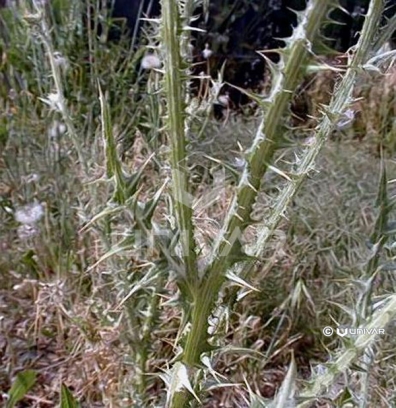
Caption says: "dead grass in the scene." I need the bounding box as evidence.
[1,131,395,406]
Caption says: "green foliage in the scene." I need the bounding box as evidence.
[6,370,37,408]
[60,384,80,408]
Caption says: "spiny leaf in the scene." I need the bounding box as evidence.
[272,355,296,408]
[372,12,396,53]
[79,203,125,233]
[201,356,227,383]
[225,271,259,293]
[98,83,127,204]
[163,362,201,407]
[305,62,345,75]
[87,234,136,271]
[125,152,156,197]
[138,179,168,224]
[223,82,266,108]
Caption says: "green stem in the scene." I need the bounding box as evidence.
[171,1,333,407]
[161,0,198,291]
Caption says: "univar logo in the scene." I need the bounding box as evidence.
[336,327,386,337]
[336,327,348,337]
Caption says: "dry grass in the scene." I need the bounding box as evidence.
[1,131,395,406]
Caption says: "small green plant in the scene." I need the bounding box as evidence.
[6,370,37,408]
[60,384,80,408]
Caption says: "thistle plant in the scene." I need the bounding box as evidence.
[160,0,330,405]
[158,0,395,406]
[2,0,396,406]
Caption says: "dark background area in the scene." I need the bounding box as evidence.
[107,0,396,105]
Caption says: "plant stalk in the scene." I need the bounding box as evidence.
[161,0,198,292]
[170,1,333,406]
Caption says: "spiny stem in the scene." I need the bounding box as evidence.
[170,1,333,407]
[161,0,198,292]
